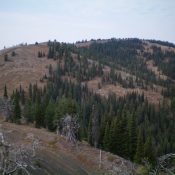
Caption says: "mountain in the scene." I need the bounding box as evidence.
[0,38,175,174]
[1,39,175,103]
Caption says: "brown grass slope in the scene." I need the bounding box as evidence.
[0,44,55,96]
[0,119,136,175]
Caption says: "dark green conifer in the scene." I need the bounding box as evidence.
[13,93,21,123]
[4,84,8,99]
[134,130,144,163]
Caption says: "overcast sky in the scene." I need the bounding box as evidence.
[0,0,175,48]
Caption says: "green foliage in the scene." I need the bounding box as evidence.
[103,122,110,151]
[171,98,175,112]
[136,166,149,175]
[134,130,144,163]
[23,99,34,123]
[45,100,55,131]
[107,155,115,162]
[144,136,156,164]
[128,115,137,160]
[13,92,21,123]
[55,97,77,120]
[34,101,44,128]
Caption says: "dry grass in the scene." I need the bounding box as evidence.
[107,155,116,162]
[1,121,135,174]
[143,41,175,53]
[86,78,163,104]
[146,60,167,80]
[0,44,56,96]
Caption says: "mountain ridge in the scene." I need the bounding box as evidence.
[0,38,175,174]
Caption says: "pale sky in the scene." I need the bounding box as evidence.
[0,0,175,48]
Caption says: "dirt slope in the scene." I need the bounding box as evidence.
[1,121,136,175]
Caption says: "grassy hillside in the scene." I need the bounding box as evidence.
[0,38,175,174]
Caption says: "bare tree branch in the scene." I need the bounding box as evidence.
[0,124,39,175]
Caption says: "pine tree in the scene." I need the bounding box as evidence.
[171,97,175,113]
[29,83,32,99]
[49,64,53,76]
[13,93,21,123]
[128,115,137,160]
[23,99,34,123]
[55,97,77,120]
[34,101,42,128]
[144,136,155,164]
[99,114,107,146]
[4,84,8,99]
[45,100,55,131]
[20,90,25,105]
[134,130,144,163]
[109,119,117,153]
[103,122,110,151]
[91,105,100,148]
[116,114,129,158]
[87,116,93,145]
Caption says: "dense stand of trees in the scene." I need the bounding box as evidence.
[79,39,175,88]
[8,71,175,165]
[143,45,175,80]
[4,39,175,166]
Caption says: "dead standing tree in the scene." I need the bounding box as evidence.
[0,98,13,121]
[143,153,175,175]
[61,114,80,144]
[0,125,39,175]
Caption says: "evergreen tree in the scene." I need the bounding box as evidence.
[4,84,8,99]
[134,130,144,163]
[103,122,110,151]
[128,115,137,160]
[99,114,107,146]
[108,119,117,153]
[45,100,55,131]
[171,97,175,113]
[91,105,100,147]
[20,89,25,105]
[55,97,77,120]
[29,83,32,99]
[13,93,21,123]
[87,116,93,145]
[144,136,155,164]
[23,99,34,123]
[34,101,43,128]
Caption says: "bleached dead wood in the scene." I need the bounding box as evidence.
[61,114,80,144]
[0,125,39,175]
[143,154,175,175]
[0,99,13,120]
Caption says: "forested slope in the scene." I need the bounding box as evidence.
[0,38,175,174]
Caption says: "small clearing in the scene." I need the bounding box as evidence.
[146,60,167,80]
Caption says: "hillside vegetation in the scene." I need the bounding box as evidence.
[0,38,175,174]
